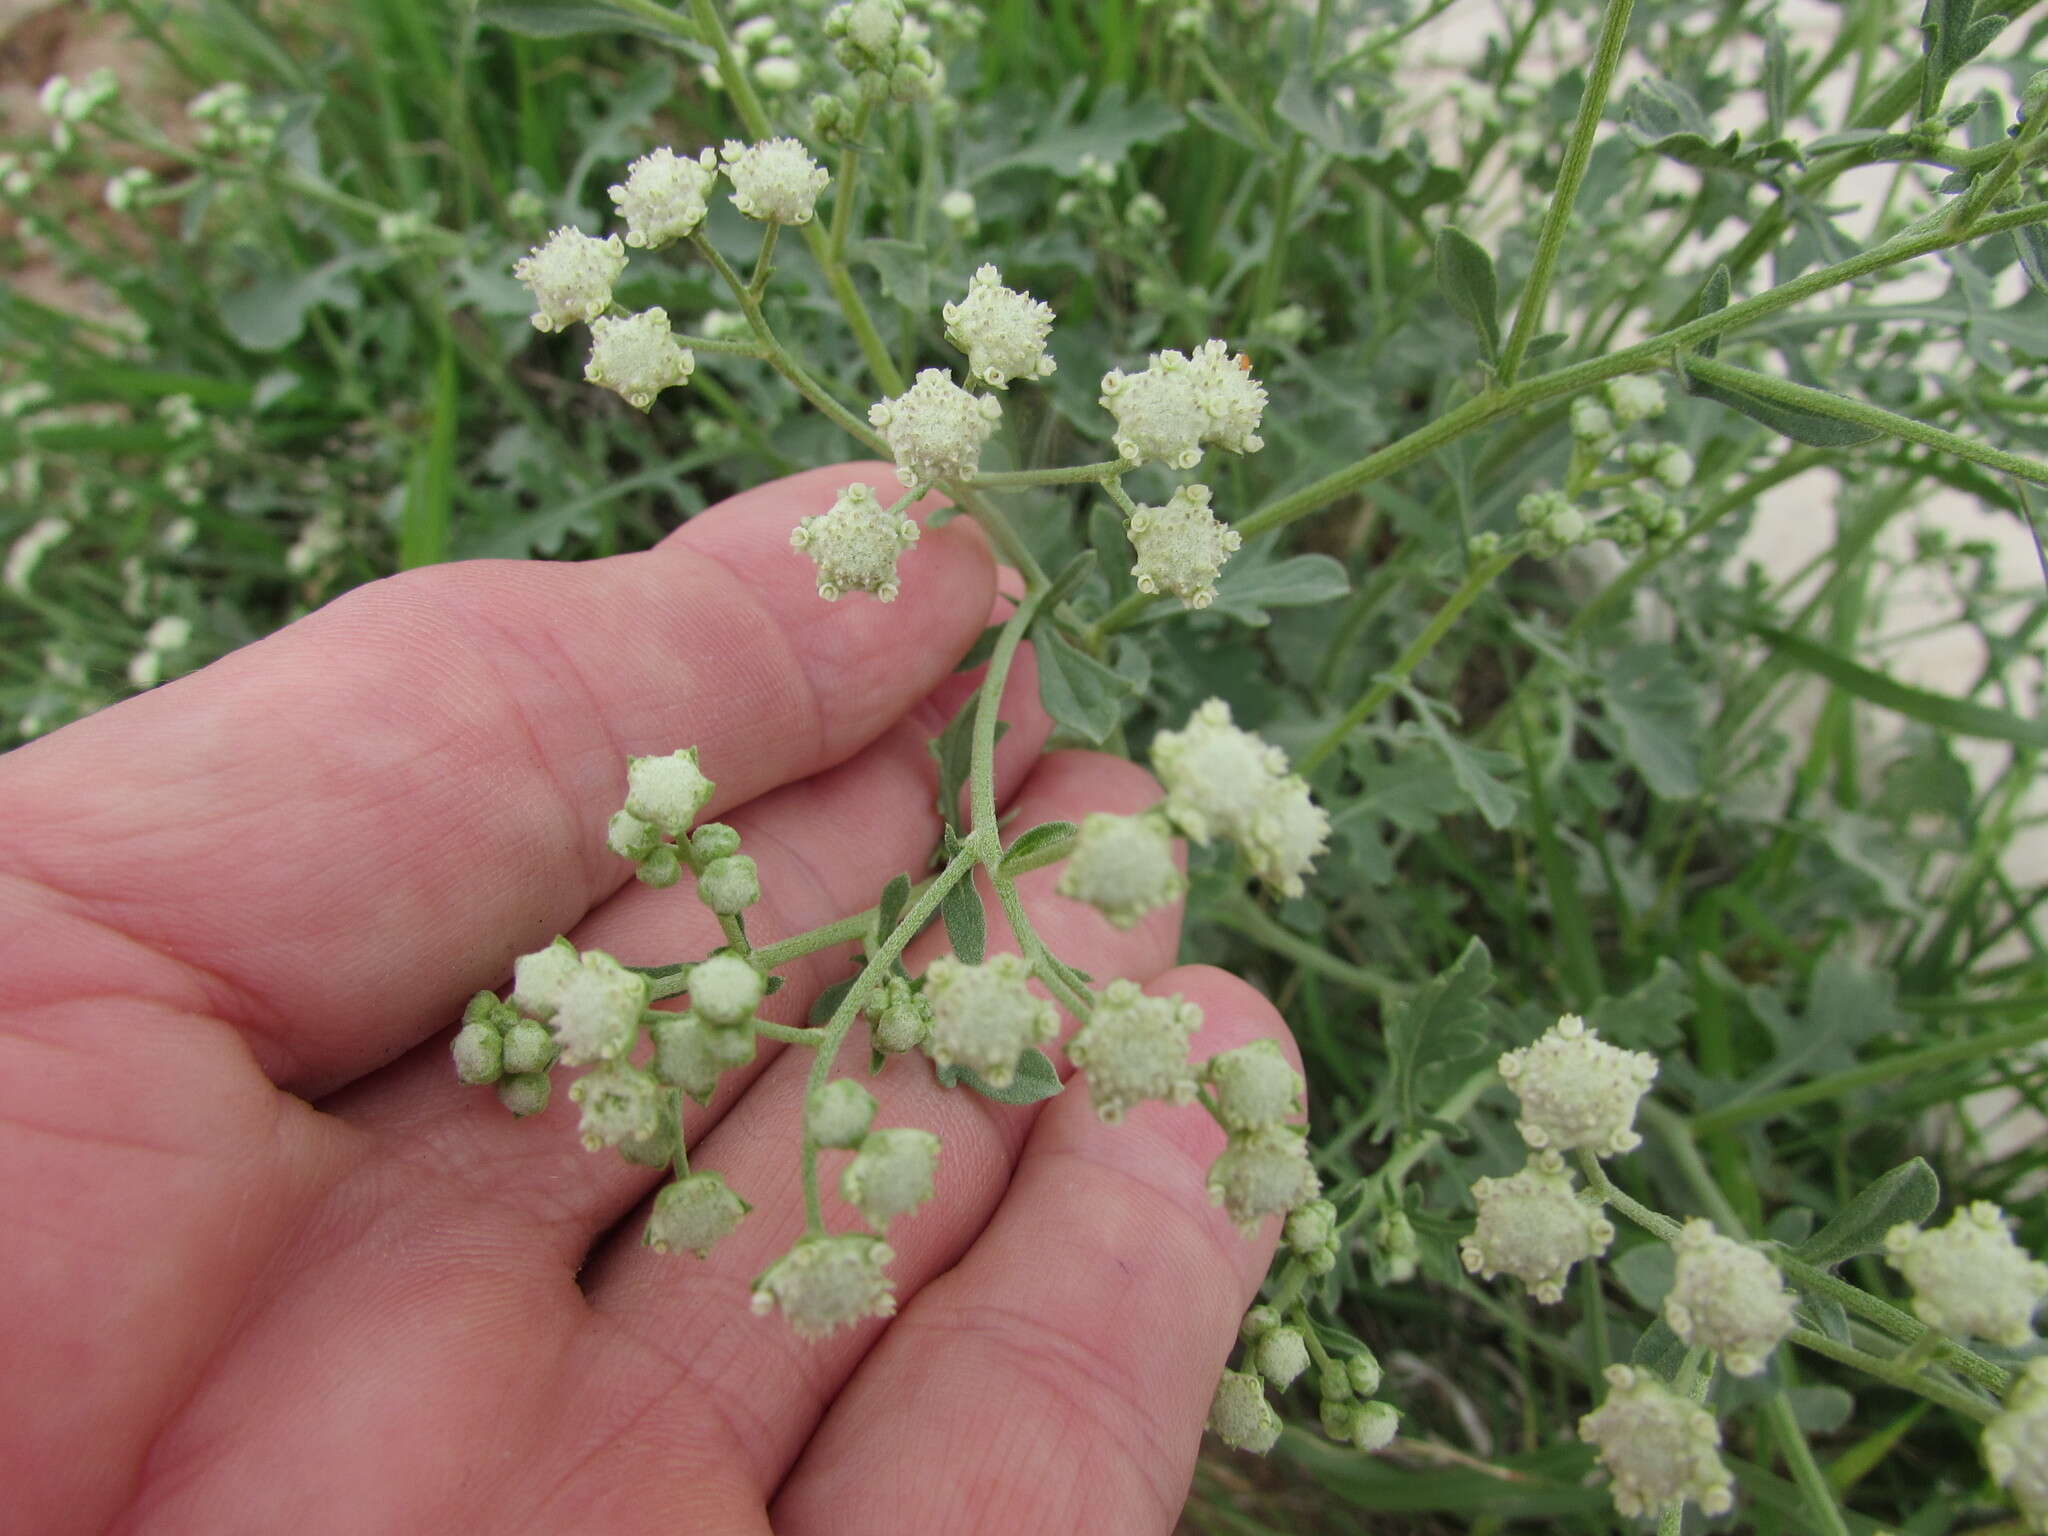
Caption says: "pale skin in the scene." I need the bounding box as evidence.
[0,462,1299,1535]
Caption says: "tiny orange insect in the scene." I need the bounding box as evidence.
[1234,352,1253,372]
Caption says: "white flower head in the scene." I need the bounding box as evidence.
[942,264,1056,389]
[551,949,653,1065]
[1241,773,1329,899]
[790,482,921,601]
[1203,1039,1305,1132]
[1187,339,1267,455]
[1254,1327,1310,1389]
[1066,979,1201,1122]
[1885,1202,2048,1347]
[649,1012,758,1105]
[511,935,582,1019]
[513,225,626,332]
[625,747,715,837]
[1606,374,1667,425]
[1208,1369,1282,1454]
[1985,1358,2048,1532]
[753,55,803,92]
[1578,1365,1735,1520]
[1151,698,1328,895]
[568,1060,665,1150]
[1100,349,1205,469]
[585,308,695,411]
[644,1170,750,1257]
[688,953,764,1028]
[921,952,1059,1087]
[806,1078,878,1149]
[752,1234,897,1338]
[1127,482,1242,609]
[1055,810,1184,929]
[719,137,830,224]
[1207,1124,1320,1235]
[1652,444,1694,491]
[868,368,1001,490]
[1497,1013,1658,1158]
[608,146,719,248]
[1570,395,1615,445]
[1664,1219,1796,1375]
[1459,1158,1614,1303]
[840,1126,941,1231]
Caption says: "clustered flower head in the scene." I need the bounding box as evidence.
[920,952,1059,1087]
[1126,482,1242,609]
[625,747,716,837]
[1606,374,1667,426]
[608,146,719,248]
[1497,1012,1658,1159]
[869,368,1002,490]
[1066,979,1201,1121]
[644,1170,750,1258]
[1205,1039,1305,1132]
[1099,340,1267,469]
[943,264,1056,388]
[1152,698,1329,897]
[452,989,560,1114]
[1664,1219,1796,1375]
[752,1234,897,1337]
[1202,1039,1318,1235]
[507,943,653,1067]
[1578,1365,1735,1519]
[585,308,696,411]
[1284,1196,1342,1276]
[1885,1202,2048,1347]
[1209,1369,1283,1453]
[823,0,941,102]
[569,1060,665,1151]
[1460,1158,1614,1303]
[1055,810,1184,929]
[1985,1358,2048,1533]
[791,482,921,601]
[514,226,627,333]
[1516,488,1592,559]
[840,1126,941,1231]
[720,136,830,224]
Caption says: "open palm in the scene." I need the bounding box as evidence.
[0,463,1295,1536]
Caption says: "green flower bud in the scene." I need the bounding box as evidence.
[1209,1370,1282,1454]
[644,1170,750,1258]
[607,809,662,861]
[840,1126,941,1231]
[1350,1401,1401,1451]
[1347,1350,1383,1398]
[497,1071,552,1117]
[650,1011,758,1105]
[867,974,932,1053]
[463,990,515,1031]
[452,1019,504,1084]
[637,843,682,889]
[625,747,715,837]
[1284,1198,1337,1256]
[690,822,742,863]
[1240,1304,1282,1342]
[806,1078,878,1149]
[698,854,762,915]
[501,1019,559,1076]
[1255,1326,1310,1390]
[689,953,765,1027]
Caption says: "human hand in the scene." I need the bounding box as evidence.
[0,463,1297,1536]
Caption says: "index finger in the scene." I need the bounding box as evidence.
[0,463,995,1092]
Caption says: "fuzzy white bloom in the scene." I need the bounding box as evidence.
[688,953,764,1027]
[790,482,921,600]
[719,137,830,224]
[1187,339,1268,455]
[104,166,153,212]
[1209,1369,1282,1453]
[939,188,977,225]
[868,368,1001,490]
[942,264,1056,388]
[1606,375,1667,425]
[644,1170,749,1257]
[625,747,715,837]
[1055,810,1184,929]
[806,1078,878,1148]
[550,950,653,1065]
[1885,1202,2048,1347]
[753,55,803,91]
[1652,445,1694,491]
[752,1234,896,1337]
[1459,1159,1614,1303]
[840,1126,941,1231]
[1497,1013,1658,1158]
[608,146,719,248]
[1099,342,1264,468]
[1986,1358,2048,1532]
[649,1012,757,1105]
[1254,1327,1310,1389]
[1127,482,1241,609]
[585,308,695,411]
[1207,1124,1320,1235]
[146,616,192,652]
[1203,1039,1305,1132]
[1066,979,1200,1122]
[511,935,580,1019]
[513,226,626,333]
[607,809,660,861]
[1151,698,1328,895]
[1569,395,1615,444]
[568,1060,664,1151]
[1664,1219,1796,1375]
[5,516,70,593]
[1578,1365,1735,1520]
[921,953,1059,1087]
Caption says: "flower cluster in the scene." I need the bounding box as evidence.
[1663,1219,1796,1375]
[790,482,922,601]
[1055,810,1184,929]
[1579,1365,1736,1519]
[585,308,696,412]
[1066,979,1201,1122]
[1202,1041,1318,1233]
[1459,1158,1614,1303]
[752,1234,897,1338]
[942,264,1056,389]
[1152,697,1329,897]
[1886,1202,2048,1347]
[920,952,1059,1087]
[1986,1359,2048,1533]
[1126,482,1242,609]
[608,146,719,248]
[1099,340,1268,469]
[1496,1013,1658,1160]
[869,368,1003,491]
[1214,1281,1398,1459]
[720,137,832,225]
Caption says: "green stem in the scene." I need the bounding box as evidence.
[754,1020,825,1046]
[747,220,780,299]
[830,98,877,259]
[1683,355,2048,488]
[1496,0,1636,383]
[966,460,1129,489]
[1765,1391,1853,1536]
[1216,896,1406,1000]
[1300,546,1519,773]
[1785,1327,1998,1424]
[1689,1013,2048,1134]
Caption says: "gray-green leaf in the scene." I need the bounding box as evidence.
[1434,225,1501,362]
[935,1046,1064,1103]
[1795,1158,1939,1266]
[1035,626,1131,745]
